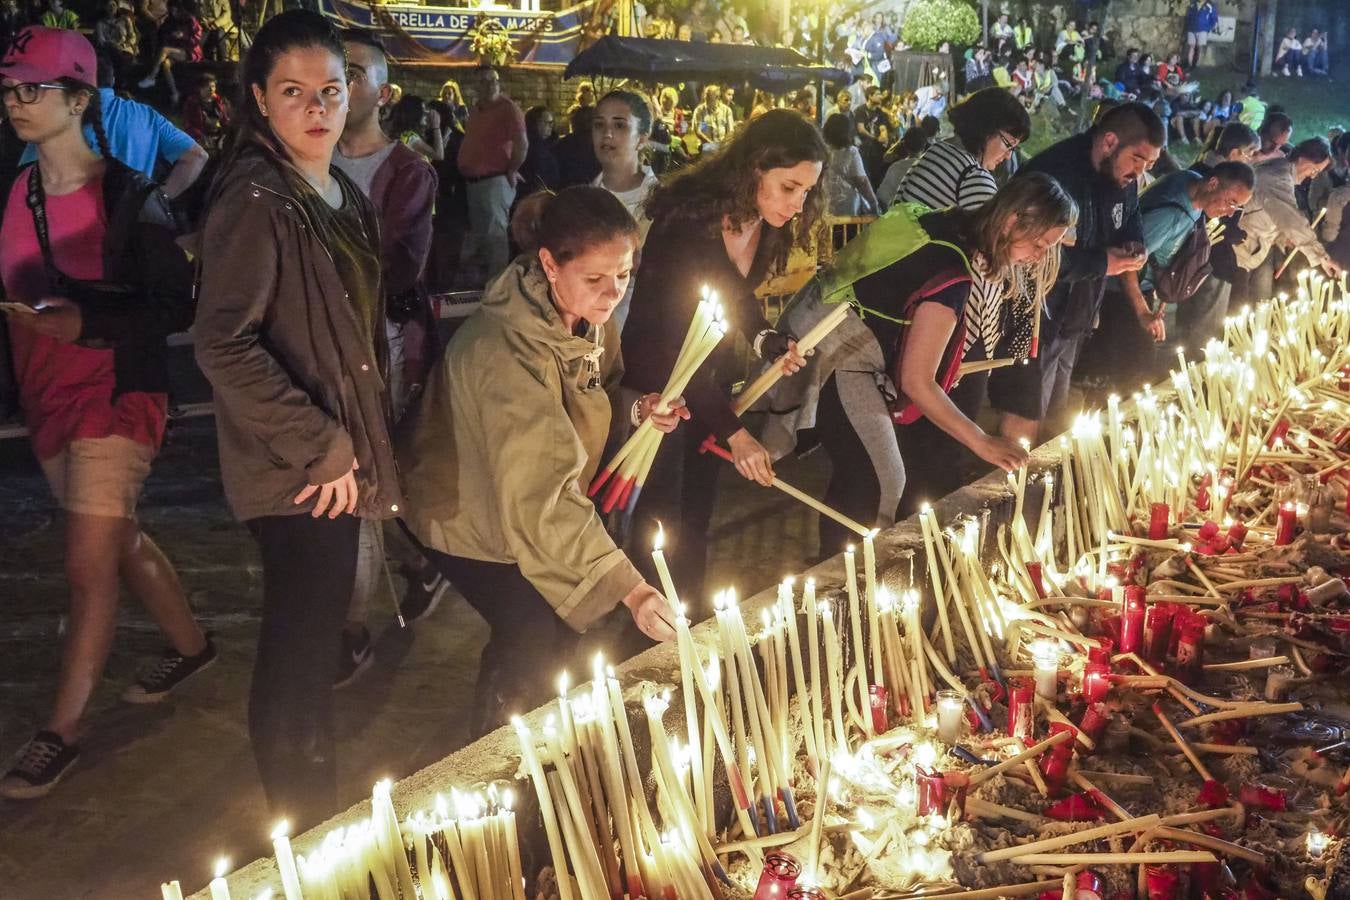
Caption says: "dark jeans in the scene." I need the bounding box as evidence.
[628,423,721,613]
[426,551,582,739]
[896,369,990,521]
[1039,328,1092,436]
[247,512,360,830]
[1078,288,1165,399]
[1177,276,1232,355]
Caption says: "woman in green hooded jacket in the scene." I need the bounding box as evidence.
[398,186,686,736]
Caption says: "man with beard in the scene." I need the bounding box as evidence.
[1018,102,1163,433]
[331,28,444,685]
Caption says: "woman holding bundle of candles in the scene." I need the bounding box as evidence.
[397,186,685,737]
[763,174,1076,555]
[620,109,825,603]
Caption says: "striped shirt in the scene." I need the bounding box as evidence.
[896,139,1006,360]
[896,138,997,212]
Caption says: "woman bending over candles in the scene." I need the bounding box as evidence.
[398,187,687,737]
[762,174,1076,555]
[620,109,825,604]
[193,10,399,828]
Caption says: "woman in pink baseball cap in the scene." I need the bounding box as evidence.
[0,25,211,800]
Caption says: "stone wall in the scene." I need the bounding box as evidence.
[967,0,1261,69]
[395,65,583,116]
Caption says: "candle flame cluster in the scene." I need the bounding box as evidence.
[185,271,1350,900]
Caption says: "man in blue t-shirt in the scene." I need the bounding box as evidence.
[19,55,208,197]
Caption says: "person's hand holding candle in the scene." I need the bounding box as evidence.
[622,581,678,641]
[755,329,809,375]
[636,393,689,433]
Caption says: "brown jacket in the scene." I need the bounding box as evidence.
[192,152,403,522]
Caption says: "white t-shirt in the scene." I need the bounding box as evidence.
[593,166,659,332]
[592,167,659,242]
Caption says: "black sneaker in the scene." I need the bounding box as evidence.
[122,634,218,704]
[399,562,450,625]
[0,731,79,800]
[333,626,374,690]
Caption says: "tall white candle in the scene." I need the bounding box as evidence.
[863,531,885,693]
[208,858,232,900]
[270,822,303,900]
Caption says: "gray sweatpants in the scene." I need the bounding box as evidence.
[463,175,513,279]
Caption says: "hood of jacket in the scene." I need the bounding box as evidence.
[478,255,609,367]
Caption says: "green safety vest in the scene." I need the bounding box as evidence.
[818,203,975,423]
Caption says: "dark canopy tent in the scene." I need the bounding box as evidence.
[564,36,851,91]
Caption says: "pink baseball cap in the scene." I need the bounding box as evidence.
[0,26,97,85]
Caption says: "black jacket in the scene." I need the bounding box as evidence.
[1020,131,1144,342]
[19,158,193,399]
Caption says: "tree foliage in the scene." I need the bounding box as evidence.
[901,0,981,51]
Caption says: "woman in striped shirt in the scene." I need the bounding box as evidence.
[893,87,1042,514]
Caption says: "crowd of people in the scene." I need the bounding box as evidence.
[0,1,1346,842]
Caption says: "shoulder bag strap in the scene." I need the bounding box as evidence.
[24,165,65,287]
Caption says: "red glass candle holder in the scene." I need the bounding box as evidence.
[1148,502,1170,540]
[1008,678,1035,742]
[1226,520,1249,550]
[1075,870,1103,899]
[1078,701,1111,748]
[786,888,826,900]
[1238,783,1287,811]
[1120,586,1146,654]
[1174,616,1207,681]
[1275,502,1297,546]
[868,684,890,735]
[1143,603,1176,665]
[1082,662,1111,704]
[754,851,801,899]
[1087,637,1114,665]
[1026,561,1046,599]
[916,767,946,815]
[1045,791,1106,821]
[1145,864,1181,899]
[1040,723,1077,792]
[1198,520,1220,542]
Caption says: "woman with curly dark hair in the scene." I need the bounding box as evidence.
[621,108,825,604]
